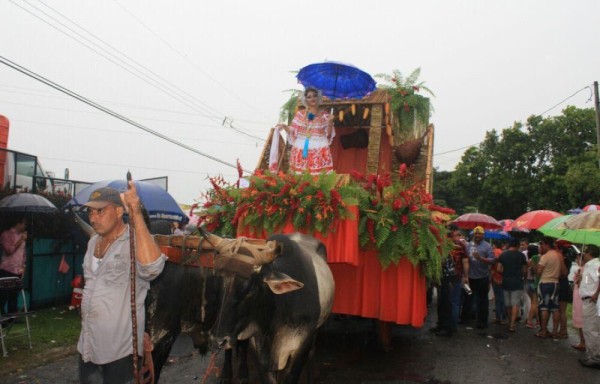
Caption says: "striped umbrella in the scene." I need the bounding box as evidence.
[583,204,600,212]
[539,213,600,246]
[452,213,502,230]
[562,211,600,230]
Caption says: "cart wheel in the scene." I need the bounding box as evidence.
[376,320,392,352]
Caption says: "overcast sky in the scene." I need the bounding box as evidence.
[1,0,598,204]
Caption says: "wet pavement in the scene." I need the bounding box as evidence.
[4,305,599,383]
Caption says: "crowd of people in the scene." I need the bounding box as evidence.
[431,225,600,370]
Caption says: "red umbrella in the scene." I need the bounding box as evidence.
[499,219,513,232]
[583,204,600,212]
[512,210,562,230]
[452,213,502,230]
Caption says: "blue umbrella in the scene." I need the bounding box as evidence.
[469,229,511,240]
[296,61,376,99]
[64,180,186,223]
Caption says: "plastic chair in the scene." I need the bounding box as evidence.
[0,277,34,357]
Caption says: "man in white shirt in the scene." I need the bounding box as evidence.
[577,244,600,369]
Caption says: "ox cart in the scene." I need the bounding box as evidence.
[164,89,452,350]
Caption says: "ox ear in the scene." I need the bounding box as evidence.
[263,271,304,294]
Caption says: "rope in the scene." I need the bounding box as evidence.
[201,349,222,384]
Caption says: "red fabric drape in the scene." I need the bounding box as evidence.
[237,205,426,327]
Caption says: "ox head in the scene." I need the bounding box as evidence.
[209,237,303,350]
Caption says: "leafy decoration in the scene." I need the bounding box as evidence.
[196,165,453,281]
[279,89,302,124]
[375,68,434,139]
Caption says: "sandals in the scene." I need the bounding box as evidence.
[556,332,568,339]
[525,321,536,329]
[535,331,547,338]
[571,344,586,352]
[509,326,516,332]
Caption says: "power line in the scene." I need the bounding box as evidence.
[0,85,272,127]
[40,155,238,178]
[0,98,266,135]
[0,55,249,172]
[112,0,273,122]
[11,0,265,142]
[12,118,259,146]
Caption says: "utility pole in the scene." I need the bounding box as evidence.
[595,81,600,168]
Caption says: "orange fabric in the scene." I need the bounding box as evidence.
[238,205,427,327]
[238,205,361,266]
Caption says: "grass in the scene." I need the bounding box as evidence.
[0,305,81,375]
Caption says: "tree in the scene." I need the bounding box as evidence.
[436,107,599,216]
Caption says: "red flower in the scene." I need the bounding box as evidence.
[401,215,409,225]
[392,199,403,211]
[399,163,408,178]
[331,190,342,205]
[409,205,419,212]
[391,225,398,232]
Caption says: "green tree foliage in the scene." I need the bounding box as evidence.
[435,107,598,216]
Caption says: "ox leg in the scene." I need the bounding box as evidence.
[151,331,179,382]
[219,348,233,384]
[305,339,316,384]
[281,334,317,384]
[236,339,250,384]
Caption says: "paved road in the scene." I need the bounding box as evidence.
[4,307,598,383]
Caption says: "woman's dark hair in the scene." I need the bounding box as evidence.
[1,214,26,231]
[527,244,539,257]
[304,87,318,96]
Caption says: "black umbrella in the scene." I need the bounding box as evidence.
[0,193,58,213]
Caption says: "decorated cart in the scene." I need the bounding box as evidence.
[191,68,454,347]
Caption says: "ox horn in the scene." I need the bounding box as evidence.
[70,206,96,238]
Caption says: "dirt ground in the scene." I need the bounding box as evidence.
[3,307,599,384]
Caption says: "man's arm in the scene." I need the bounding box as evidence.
[536,258,545,276]
[123,181,161,265]
[462,256,469,283]
[592,264,600,303]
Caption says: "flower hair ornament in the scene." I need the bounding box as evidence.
[300,87,323,107]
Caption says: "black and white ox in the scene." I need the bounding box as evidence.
[211,233,335,384]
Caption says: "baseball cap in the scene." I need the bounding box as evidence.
[473,226,485,234]
[83,187,124,209]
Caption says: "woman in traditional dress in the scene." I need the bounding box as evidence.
[277,87,335,174]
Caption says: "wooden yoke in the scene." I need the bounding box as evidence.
[153,234,282,276]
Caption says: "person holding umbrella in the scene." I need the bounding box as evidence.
[276,87,335,174]
[77,183,166,383]
[0,215,28,315]
[463,226,495,329]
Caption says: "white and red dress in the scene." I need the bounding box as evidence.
[288,110,335,174]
